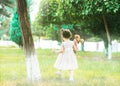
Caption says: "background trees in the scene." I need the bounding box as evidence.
[0,0,15,39]
[10,12,23,46]
[0,0,15,17]
[77,0,120,59]
[34,0,120,58]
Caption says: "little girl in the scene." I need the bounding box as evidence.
[54,29,78,81]
[73,34,84,53]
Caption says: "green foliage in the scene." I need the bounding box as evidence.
[32,18,45,37]
[9,12,23,46]
[0,0,15,39]
[80,0,120,15]
[0,18,10,38]
[0,0,15,17]
[73,0,120,41]
[53,24,73,30]
[34,0,84,40]
[35,0,120,42]
[46,24,61,40]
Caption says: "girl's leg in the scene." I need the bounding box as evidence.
[56,70,62,75]
[69,70,74,81]
[56,70,62,78]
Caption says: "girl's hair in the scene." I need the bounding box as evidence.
[62,29,72,39]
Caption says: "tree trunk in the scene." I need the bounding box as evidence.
[102,14,112,59]
[38,35,41,48]
[57,25,63,42]
[16,0,41,82]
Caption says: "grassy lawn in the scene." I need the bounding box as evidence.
[0,47,120,86]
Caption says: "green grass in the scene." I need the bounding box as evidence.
[0,47,120,86]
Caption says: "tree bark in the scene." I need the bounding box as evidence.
[16,0,41,82]
[102,14,112,59]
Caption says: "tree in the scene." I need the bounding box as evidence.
[0,0,15,39]
[0,18,10,40]
[0,0,15,17]
[78,0,120,59]
[34,0,85,42]
[32,19,45,41]
[10,12,23,46]
[16,0,41,82]
[37,0,120,59]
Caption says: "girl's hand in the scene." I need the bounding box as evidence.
[52,49,57,53]
[52,49,60,53]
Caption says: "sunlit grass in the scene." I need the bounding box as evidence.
[0,47,120,86]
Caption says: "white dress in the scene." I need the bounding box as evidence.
[54,40,78,70]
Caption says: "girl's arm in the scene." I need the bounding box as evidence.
[73,43,78,52]
[73,39,78,50]
[59,45,64,53]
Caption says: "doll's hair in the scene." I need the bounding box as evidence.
[74,34,80,39]
[74,34,81,43]
[62,29,72,39]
